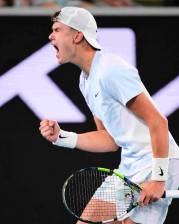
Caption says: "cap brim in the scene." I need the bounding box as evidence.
[84,34,102,50]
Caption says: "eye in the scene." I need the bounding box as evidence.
[54,28,60,32]
[52,27,60,33]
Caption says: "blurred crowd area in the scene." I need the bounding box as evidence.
[0,0,178,7]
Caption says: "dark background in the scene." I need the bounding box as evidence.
[0,15,179,223]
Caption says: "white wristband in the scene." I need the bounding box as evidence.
[52,129,78,149]
[151,157,169,181]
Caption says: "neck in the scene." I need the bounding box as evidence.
[72,47,97,76]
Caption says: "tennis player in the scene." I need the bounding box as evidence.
[39,7,179,224]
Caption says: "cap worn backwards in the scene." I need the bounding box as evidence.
[55,7,101,50]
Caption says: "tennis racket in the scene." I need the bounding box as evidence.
[62,167,179,224]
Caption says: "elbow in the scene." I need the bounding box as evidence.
[102,142,119,152]
[109,139,119,152]
[111,144,119,152]
[160,115,168,129]
[149,114,168,131]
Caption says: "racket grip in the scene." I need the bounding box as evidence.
[164,190,179,198]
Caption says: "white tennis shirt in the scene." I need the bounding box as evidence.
[79,51,179,176]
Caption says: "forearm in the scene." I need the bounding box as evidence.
[148,116,169,181]
[76,130,119,153]
[149,116,169,158]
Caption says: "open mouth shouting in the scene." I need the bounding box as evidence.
[51,43,60,58]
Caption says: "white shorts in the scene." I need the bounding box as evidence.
[93,159,179,224]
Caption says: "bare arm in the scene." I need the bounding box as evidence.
[127,92,169,205]
[127,92,168,158]
[39,118,118,153]
[76,116,119,152]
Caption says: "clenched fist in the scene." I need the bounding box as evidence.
[39,119,60,143]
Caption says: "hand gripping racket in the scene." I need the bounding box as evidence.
[62,167,179,224]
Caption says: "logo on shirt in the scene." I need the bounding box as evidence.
[94,91,100,98]
[59,135,68,139]
[159,167,164,176]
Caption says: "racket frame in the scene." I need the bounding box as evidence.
[62,167,141,223]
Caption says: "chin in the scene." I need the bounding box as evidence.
[57,57,64,64]
[60,59,70,65]
[58,60,67,65]
[56,54,70,64]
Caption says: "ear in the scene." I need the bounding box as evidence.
[73,31,84,44]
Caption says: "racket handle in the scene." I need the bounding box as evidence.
[163,190,179,198]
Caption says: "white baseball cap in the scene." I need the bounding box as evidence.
[53,7,101,50]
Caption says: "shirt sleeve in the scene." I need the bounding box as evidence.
[99,65,144,106]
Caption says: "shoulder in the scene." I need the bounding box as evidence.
[99,52,139,85]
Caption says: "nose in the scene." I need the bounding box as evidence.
[49,32,54,41]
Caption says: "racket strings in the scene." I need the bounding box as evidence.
[115,184,135,217]
[64,168,135,222]
[66,169,105,216]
